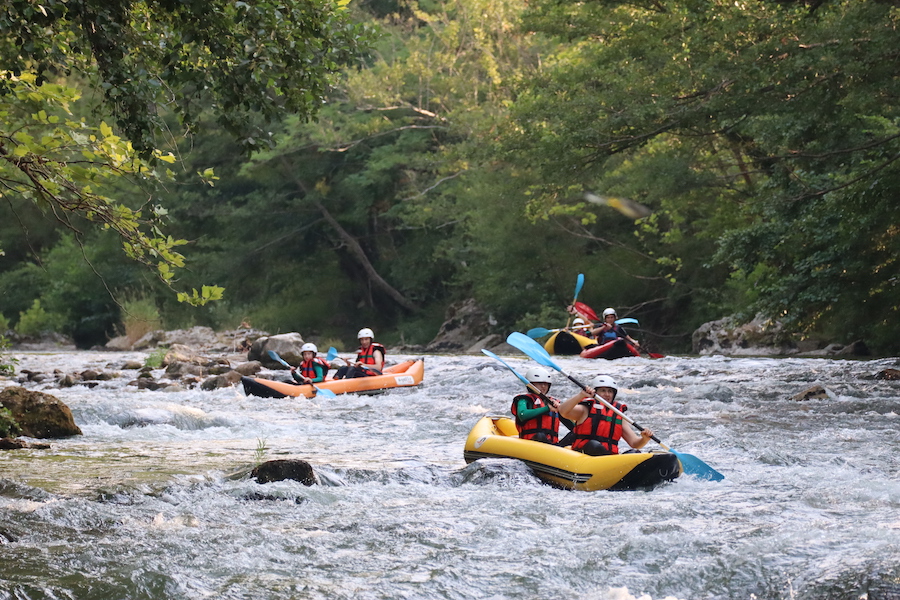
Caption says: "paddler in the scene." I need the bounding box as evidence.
[557,375,653,456]
[511,367,576,445]
[290,343,331,385]
[333,328,386,379]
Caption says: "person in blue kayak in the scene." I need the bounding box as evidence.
[558,375,653,455]
[511,367,576,445]
[590,307,640,348]
[290,343,331,385]
[333,328,386,379]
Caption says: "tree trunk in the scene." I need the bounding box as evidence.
[312,199,420,313]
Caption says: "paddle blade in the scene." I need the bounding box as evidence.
[506,332,562,372]
[313,386,337,399]
[267,350,291,368]
[573,301,598,322]
[326,347,338,362]
[673,451,724,481]
[482,349,530,387]
[526,327,552,339]
[615,317,639,326]
[573,273,585,301]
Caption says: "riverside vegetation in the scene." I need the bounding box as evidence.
[0,1,897,354]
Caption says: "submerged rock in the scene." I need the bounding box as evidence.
[875,368,900,381]
[791,385,831,401]
[251,459,317,486]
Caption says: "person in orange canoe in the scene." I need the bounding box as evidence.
[333,328,385,379]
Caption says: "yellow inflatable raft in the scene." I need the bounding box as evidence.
[463,416,681,491]
[543,330,596,355]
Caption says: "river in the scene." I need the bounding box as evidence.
[1,349,899,600]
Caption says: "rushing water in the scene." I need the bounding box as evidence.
[1,349,899,600]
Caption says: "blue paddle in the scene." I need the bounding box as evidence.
[526,318,640,340]
[505,332,724,481]
[573,273,585,302]
[481,349,558,407]
[266,350,336,398]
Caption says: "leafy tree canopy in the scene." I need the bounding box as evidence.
[1,0,367,153]
[0,0,368,306]
[500,0,900,342]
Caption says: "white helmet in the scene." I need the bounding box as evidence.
[602,308,617,318]
[357,327,375,339]
[525,367,552,385]
[591,374,618,395]
[573,318,586,326]
[300,342,317,354]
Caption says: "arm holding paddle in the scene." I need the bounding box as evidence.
[332,328,385,379]
[557,382,653,452]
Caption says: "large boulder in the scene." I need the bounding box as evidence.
[427,299,497,353]
[0,387,82,438]
[692,315,797,356]
[693,316,872,357]
[248,333,306,368]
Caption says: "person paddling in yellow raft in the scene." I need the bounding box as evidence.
[333,328,386,379]
[289,343,331,385]
[557,375,653,456]
[571,317,594,339]
[511,367,576,446]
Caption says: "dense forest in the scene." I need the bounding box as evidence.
[1,0,898,354]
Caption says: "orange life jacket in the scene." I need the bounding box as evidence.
[571,399,628,454]
[300,357,331,381]
[356,342,386,375]
[510,393,560,444]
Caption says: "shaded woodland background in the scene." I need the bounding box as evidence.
[1,0,898,353]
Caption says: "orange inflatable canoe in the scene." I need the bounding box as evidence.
[240,359,425,399]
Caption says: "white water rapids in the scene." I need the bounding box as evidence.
[1,349,899,600]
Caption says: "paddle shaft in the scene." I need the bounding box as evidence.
[267,350,336,397]
[327,346,383,375]
[481,350,559,410]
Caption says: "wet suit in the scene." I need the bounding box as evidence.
[513,397,576,446]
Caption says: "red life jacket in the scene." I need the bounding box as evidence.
[300,357,331,381]
[510,393,560,444]
[356,342,386,375]
[571,399,628,454]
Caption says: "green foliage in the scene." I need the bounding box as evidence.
[0,335,17,377]
[144,347,168,369]
[0,407,21,439]
[3,0,898,354]
[0,0,368,154]
[492,0,900,351]
[253,438,269,466]
[0,73,223,307]
[15,300,66,337]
